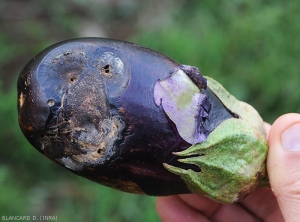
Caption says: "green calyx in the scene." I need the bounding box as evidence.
[164,77,268,203]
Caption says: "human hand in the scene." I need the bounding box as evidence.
[156,113,300,222]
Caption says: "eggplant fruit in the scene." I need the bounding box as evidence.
[17,38,268,203]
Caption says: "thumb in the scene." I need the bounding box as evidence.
[267,113,300,222]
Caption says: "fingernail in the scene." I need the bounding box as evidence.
[281,123,300,151]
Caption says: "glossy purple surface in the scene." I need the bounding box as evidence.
[18,38,235,195]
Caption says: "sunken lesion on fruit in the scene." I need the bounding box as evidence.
[38,60,126,171]
[41,108,125,171]
[50,113,123,171]
[101,64,113,77]
[66,116,125,164]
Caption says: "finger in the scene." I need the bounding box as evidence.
[240,187,284,221]
[156,196,210,222]
[209,204,262,222]
[267,113,300,221]
[178,194,220,217]
[176,194,262,222]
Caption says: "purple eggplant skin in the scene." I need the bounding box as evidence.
[18,38,233,196]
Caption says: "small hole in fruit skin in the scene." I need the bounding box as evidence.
[47,99,55,107]
[101,64,112,77]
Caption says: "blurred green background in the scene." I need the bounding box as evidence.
[1,0,300,221]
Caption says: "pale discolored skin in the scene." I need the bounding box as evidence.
[164,78,268,203]
[155,74,268,203]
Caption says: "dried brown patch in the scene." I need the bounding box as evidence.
[19,92,25,108]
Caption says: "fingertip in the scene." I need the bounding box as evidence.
[268,113,300,144]
[267,113,300,221]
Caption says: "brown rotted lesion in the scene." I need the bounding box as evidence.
[70,116,125,164]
